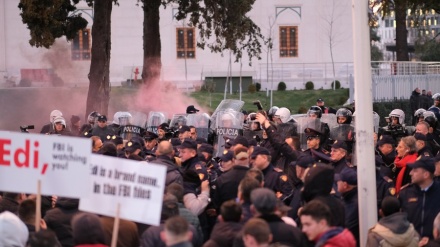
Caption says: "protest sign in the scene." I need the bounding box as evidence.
[0,131,91,197]
[80,154,166,226]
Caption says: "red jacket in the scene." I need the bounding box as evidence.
[75,244,109,247]
[316,228,356,247]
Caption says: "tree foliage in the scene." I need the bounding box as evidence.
[18,0,88,48]
[416,40,440,61]
[169,0,263,64]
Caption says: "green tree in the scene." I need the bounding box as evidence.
[416,40,440,61]
[19,0,117,116]
[140,0,263,85]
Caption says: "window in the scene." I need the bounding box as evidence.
[71,29,91,60]
[176,28,196,59]
[279,26,298,58]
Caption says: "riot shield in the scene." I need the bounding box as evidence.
[276,122,299,140]
[329,124,356,153]
[296,117,326,151]
[120,111,147,141]
[169,114,188,131]
[321,113,338,130]
[352,111,380,133]
[210,99,244,130]
[146,111,167,135]
[186,113,210,140]
[214,110,244,156]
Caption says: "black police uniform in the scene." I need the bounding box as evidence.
[261,164,293,203]
[399,181,440,238]
[418,146,434,158]
[213,165,249,210]
[182,155,209,182]
[264,124,301,186]
[303,148,331,164]
[375,168,395,210]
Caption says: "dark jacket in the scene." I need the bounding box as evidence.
[203,221,242,247]
[341,188,359,245]
[140,223,201,247]
[261,164,293,203]
[376,169,395,209]
[89,125,115,142]
[213,165,249,209]
[288,181,304,223]
[182,156,209,182]
[331,157,351,175]
[426,239,440,247]
[259,214,307,247]
[265,124,301,186]
[302,165,345,227]
[366,212,419,247]
[410,90,421,112]
[0,197,19,214]
[44,198,80,247]
[399,180,440,238]
[153,155,183,187]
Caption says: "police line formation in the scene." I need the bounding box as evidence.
[7,93,440,247]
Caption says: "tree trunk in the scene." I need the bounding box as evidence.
[142,0,162,86]
[86,0,112,117]
[395,0,409,61]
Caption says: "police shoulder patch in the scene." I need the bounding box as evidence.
[198,173,205,180]
[280,175,288,182]
[383,176,393,183]
[424,152,430,157]
[274,167,283,173]
[195,164,202,170]
[388,187,396,196]
[408,197,418,203]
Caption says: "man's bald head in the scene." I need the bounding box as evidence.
[156,141,174,156]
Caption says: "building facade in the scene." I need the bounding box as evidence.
[0,0,354,90]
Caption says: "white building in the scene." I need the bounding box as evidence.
[376,9,440,61]
[0,0,354,90]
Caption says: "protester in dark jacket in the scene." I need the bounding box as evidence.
[0,192,22,215]
[302,164,346,227]
[153,141,183,187]
[251,188,306,246]
[44,198,80,247]
[71,212,108,247]
[203,201,242,247]
[410,88,422,124]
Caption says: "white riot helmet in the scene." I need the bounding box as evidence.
[50,110,63,123]
[118,112,132,125]
[274,107,291,123]
[112,112,123,125]
[389,109,405,125]
[268,106,279,117]
[52,116,66,129]
[414,108,426,118]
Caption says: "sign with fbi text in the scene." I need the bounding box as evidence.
[0,131,91,197]
[79,154,166,226]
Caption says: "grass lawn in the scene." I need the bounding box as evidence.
[190,88,349,113]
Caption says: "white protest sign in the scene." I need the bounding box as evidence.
[0,131,91,197]
[80,154,166,226]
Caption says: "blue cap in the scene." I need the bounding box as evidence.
[377,135,395,146]
[178,125,191,134]
[334,168,357,185]
[408,157,435,174]
[296,155,315,168]
[220,150,234,162]
[177,139,197,150]
[250,146,271,159]
[331,140,348,151]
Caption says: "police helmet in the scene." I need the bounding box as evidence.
[52,116,66,129]
[336,108,352,124]
[433,93,440,101]
[389,109,405,125]
[87,111,101,124]
[50,110,63,123]
[307,106,322,118]
[268,106,279,117]
[274,107,291,123]
[414,108,427,118]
